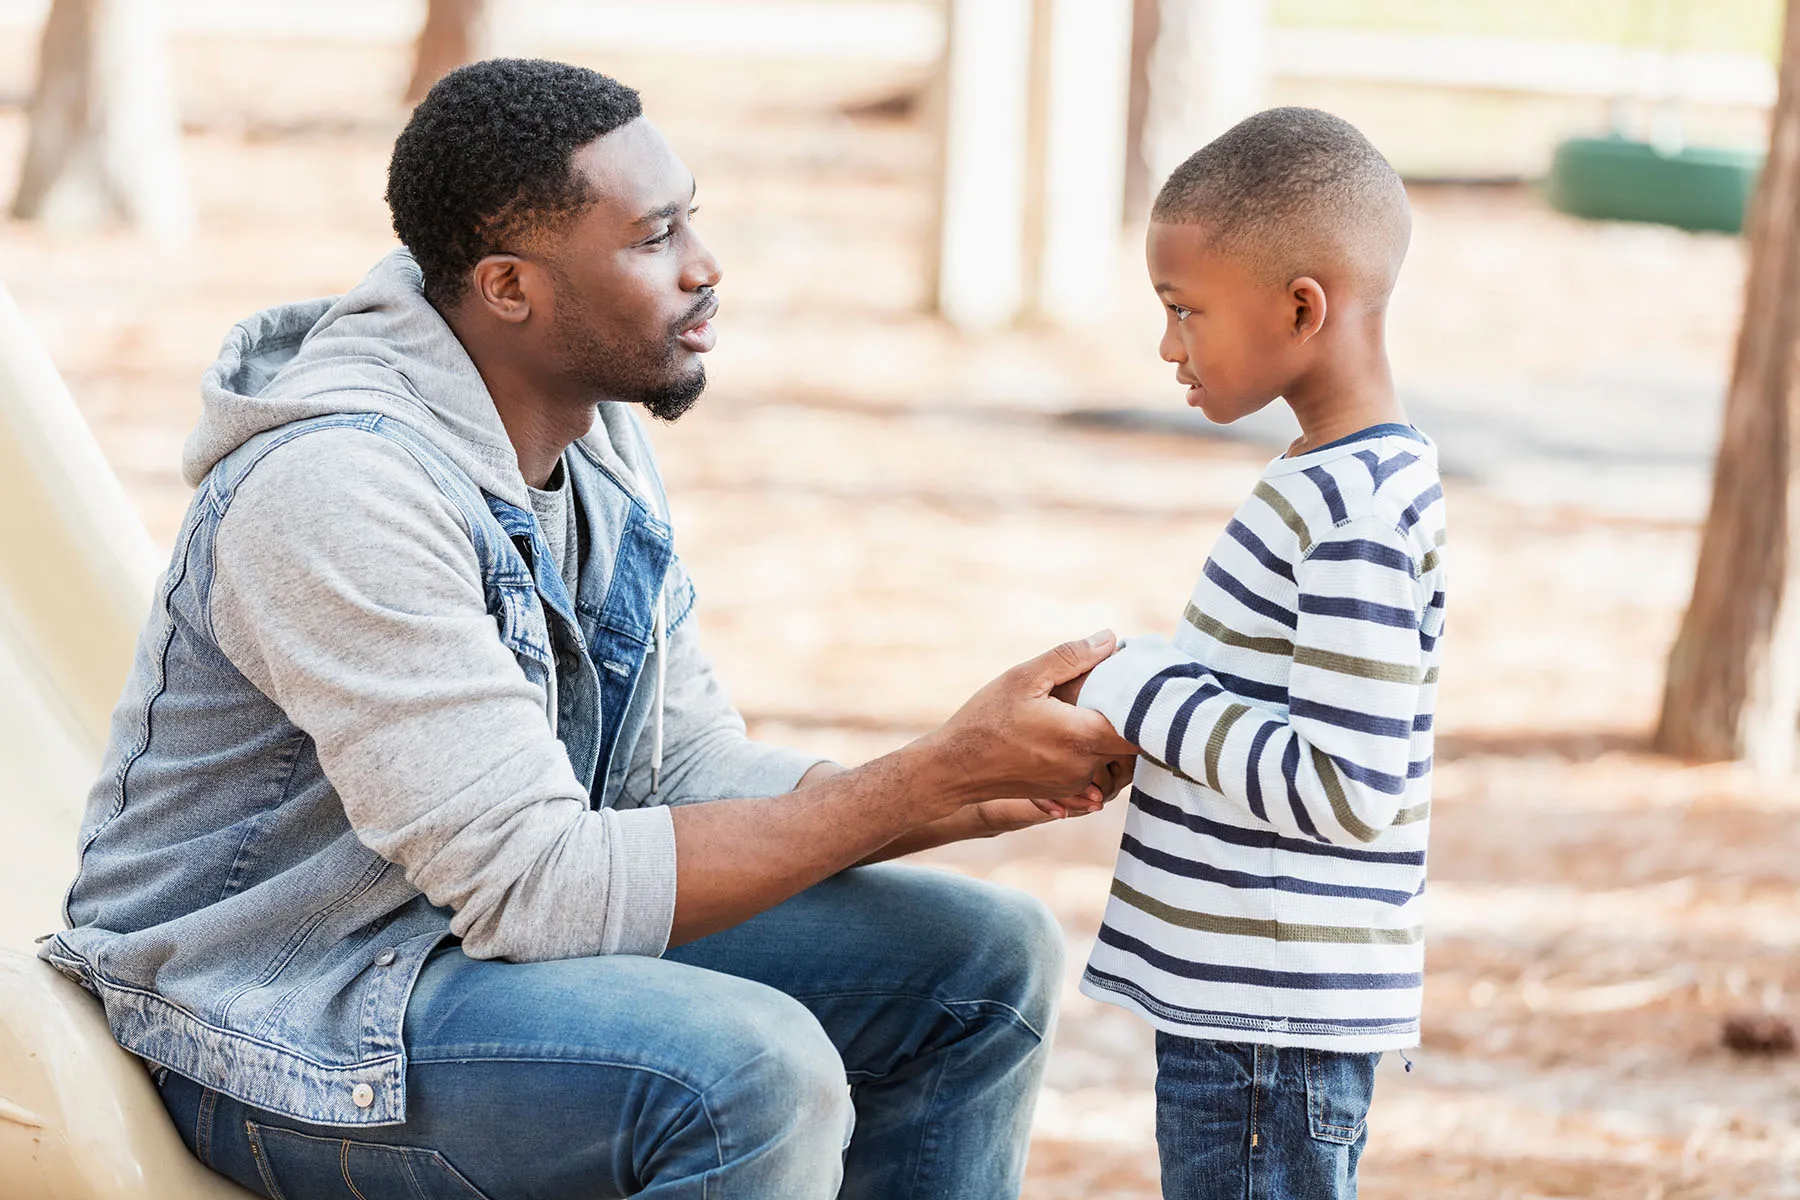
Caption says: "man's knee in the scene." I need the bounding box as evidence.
[980,884,1065,1036]
[707,988,855,1152]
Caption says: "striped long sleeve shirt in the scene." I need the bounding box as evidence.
[1076,424,1446,1051]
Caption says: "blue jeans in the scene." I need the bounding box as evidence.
[1154,1033,1381,1200]
[155,864,1062,1199]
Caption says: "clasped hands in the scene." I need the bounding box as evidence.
[926,630,1139,835]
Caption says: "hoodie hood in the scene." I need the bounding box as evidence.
[186,249,654,512]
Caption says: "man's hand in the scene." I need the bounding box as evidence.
[913,631,1139,818]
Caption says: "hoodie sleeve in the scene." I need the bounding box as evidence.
[619,556,833,806]
[208,428,677,962]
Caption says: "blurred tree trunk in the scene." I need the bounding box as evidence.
[406,0,488,104]
[1122,0,1160,221]
[11,0,190,237]
[1655,0,1800,771]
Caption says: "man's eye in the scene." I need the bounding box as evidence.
[645,228,674,247]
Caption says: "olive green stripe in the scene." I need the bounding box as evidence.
[1421,549,1441,574]
[1185,604,1295,656]
[1139,749,1205,788]
[1423,665,1439,684]
[1293,645,1424,685]
[1393,802,1431,826]
[1112,879,1423,945]
[1253,481,1312,551]
[1204,703,1253,792]
[1311,746,1379,843]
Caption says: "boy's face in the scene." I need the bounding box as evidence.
[1146,220,1306,425]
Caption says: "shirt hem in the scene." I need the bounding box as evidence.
[1078,969,1421,1053]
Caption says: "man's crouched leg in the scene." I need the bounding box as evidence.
[156,945,856,1199]
[665,863,1067,1200]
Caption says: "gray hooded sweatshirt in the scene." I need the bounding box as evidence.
[179,250,825,962]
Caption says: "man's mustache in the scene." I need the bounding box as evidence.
[671,290,718,336]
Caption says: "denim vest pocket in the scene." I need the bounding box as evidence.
[489,575,554,684]
[245,1122,494,1200]
[1303,1048,1379,1145]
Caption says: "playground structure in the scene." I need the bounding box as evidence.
[0,283,253,1197]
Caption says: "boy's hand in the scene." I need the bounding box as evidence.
[1027,753,1136,820]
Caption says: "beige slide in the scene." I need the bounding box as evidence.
[0,283,256,1199]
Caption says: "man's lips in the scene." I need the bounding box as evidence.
[676,299,719,353]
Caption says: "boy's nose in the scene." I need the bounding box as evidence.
[1159,325,1186,364]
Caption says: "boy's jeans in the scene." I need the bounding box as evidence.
[153,864,1063,1200]
[1155,1031,1382,1200]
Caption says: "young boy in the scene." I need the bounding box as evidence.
[1065,108,1444,1198]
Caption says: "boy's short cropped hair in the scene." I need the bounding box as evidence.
[1152,107,1411,296]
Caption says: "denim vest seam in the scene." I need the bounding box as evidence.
[70,510,211,927]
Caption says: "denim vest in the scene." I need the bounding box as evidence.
[42,412,694,1126]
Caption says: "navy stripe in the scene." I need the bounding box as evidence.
[1398,482,1444,532]
[1120,834,1417,905]
[1352,449,1419,490]
[1420,630,1439,652]
[1211,668,1288,707]
[1097,925,1422,990]
[1427,590,1445,610]
[1224,519,1295,582]
[1303,466,1348,524]
[1412,712,1433,732]
[1298,594,1417,629]
[1124,663,1206,745]
[1279,738,1325,841]
[1307,539,1414,574]
[1333,757,1408,795]
[1132,786,1426,866]
[1165,683,1221,774]
[1407,756,1432,779]
[1206,560,1299,629]
[1243,720,1276,822]
[1289,697,1412,739]
[1084,967,1422,1033]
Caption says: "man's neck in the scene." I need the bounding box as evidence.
[447,310,597,489]
[1280,315,1404,457]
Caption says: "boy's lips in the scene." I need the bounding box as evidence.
[1184,382,1205,406]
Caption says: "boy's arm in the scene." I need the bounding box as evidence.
[1077,515,1424,846]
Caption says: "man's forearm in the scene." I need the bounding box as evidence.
[667,740,966,945]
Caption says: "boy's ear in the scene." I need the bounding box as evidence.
[1289,276,1327,343]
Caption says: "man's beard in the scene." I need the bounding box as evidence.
[553,290,710,424]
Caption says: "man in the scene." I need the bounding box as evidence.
[41,59,1134,1199]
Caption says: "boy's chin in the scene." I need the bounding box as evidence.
[1194,390,1264,426]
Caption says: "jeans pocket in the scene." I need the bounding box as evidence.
[1302,1049,1380,1146]
[245,1121,493,1200]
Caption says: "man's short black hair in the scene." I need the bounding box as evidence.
[1153,106,1410,295]
[387,59,643,308]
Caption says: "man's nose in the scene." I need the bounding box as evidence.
[683,235,722,291]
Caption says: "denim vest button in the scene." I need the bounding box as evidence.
[352,1083,375,1108]
[374,948,397,967]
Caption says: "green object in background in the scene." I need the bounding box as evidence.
[1545,136,1763,234]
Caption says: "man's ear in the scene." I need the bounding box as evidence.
[1289,276,1327,343]
[469,254,537,324]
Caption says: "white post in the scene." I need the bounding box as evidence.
[937,0,1035,330]
[1143,0,1268,190]
[0,283,158,758]
[1036,0,1133,324]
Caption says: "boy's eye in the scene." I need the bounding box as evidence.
[1168,303,1192,321]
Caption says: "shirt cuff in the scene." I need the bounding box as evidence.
[1076,635,1193,741]
[601,804,679,957]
